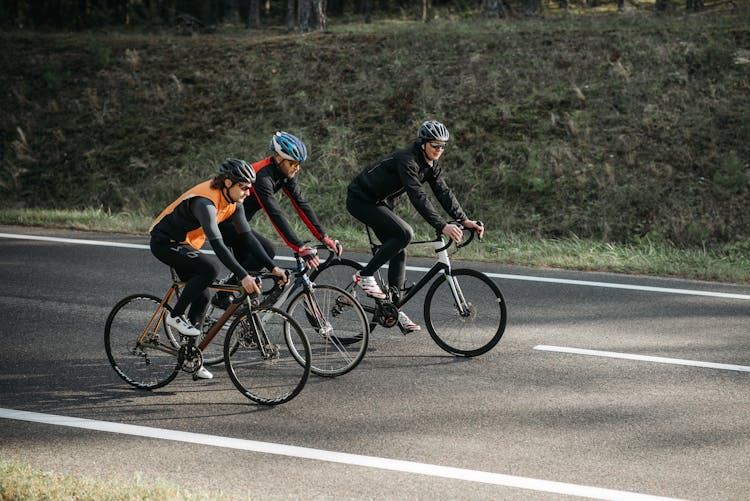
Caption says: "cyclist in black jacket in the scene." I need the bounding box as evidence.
[346,120,485,332]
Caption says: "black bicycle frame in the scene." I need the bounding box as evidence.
[390,261,450,310]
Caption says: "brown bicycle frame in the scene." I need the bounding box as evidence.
[141,277,249,353]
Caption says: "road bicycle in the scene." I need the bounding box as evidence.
[104,274,311,406]
[202,245,370,377]
[309,222,507,358]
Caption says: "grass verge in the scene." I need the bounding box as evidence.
[0,459,223,501]
[1,208,748,284]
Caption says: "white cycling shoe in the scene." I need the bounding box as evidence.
[398,311,421,333]
[353,272,387,300]
[195,366,213,380]
[166,314,201,337]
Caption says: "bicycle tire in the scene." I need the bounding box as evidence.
[309,258,363,293]
[286,284,369,377]
[224,306,310,406]
[104,294,180,389]
[423,269,507,357]
[309,258,378,316]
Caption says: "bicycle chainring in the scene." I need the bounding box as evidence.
[375,301,399,328]
[177,344,203,374]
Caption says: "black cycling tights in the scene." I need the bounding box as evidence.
[346,194,413,295]
[150,240,220,324]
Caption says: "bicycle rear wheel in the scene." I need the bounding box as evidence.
[423,269,507,357]
[286,285,369,377]
[104,294,180,389]
[309,258,378,316]
[224,307,310,405]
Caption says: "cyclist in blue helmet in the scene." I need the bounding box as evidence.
[346,120,484,333]
[214,132,343,308]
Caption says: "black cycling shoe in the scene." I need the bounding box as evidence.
[211,292,233,310]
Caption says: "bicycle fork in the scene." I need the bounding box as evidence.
[250,311,280,361]
[442,272,472,317]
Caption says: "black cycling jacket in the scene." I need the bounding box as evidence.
[243,157,326,253]
[348,142,467,231]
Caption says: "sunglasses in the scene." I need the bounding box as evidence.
[236,183,252,192]
[286,160,301,170]
[429,143,447,150]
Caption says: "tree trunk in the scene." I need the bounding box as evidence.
[287,0,295,31]
[420,0,430,22]
[312,0,326,30]
[363,0,372,23]
[161,0,177,24]
[298,0,310,32]
[299,0,325,32]
[247,0,260,28]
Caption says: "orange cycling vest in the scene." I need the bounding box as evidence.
[149,180,237,250]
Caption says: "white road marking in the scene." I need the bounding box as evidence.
[2,232,748,300]
[0,232,152,250]
[534,345,750,373]
[0,407,684,501]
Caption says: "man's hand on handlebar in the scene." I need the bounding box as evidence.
[442,223,463,243]
[240,274,262,297]
[322,236,343,257]
[271,266,290,285]
[299,245,320,270]
[462,219,485,240]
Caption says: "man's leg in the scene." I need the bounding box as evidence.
[150,239,218,332]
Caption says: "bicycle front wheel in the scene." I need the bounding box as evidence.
[224,307,310,406]
[424,269,507,357]
[104,294,180,389]
[286,285,369,377]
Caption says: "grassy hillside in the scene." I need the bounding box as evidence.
[1,8,749,253]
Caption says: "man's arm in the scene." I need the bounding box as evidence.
[282,178,326,241]
[399,160,446,231]
[251,172,305,253]
[428,172,468,223]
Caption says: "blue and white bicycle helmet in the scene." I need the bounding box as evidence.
[270,131,308,163]
[418,120,450,143]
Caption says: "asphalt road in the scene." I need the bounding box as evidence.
[0,225,748,500]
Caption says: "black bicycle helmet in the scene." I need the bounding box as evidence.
[417,120,450,142]
[219,158,255,184]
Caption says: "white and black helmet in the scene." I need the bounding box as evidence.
[418,120,450,143]
[219,158,255,184]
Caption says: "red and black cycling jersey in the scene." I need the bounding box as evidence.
[348,142,467,231]
[243,156,326,253]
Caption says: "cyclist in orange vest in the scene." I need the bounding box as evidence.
[150,158,288,378]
